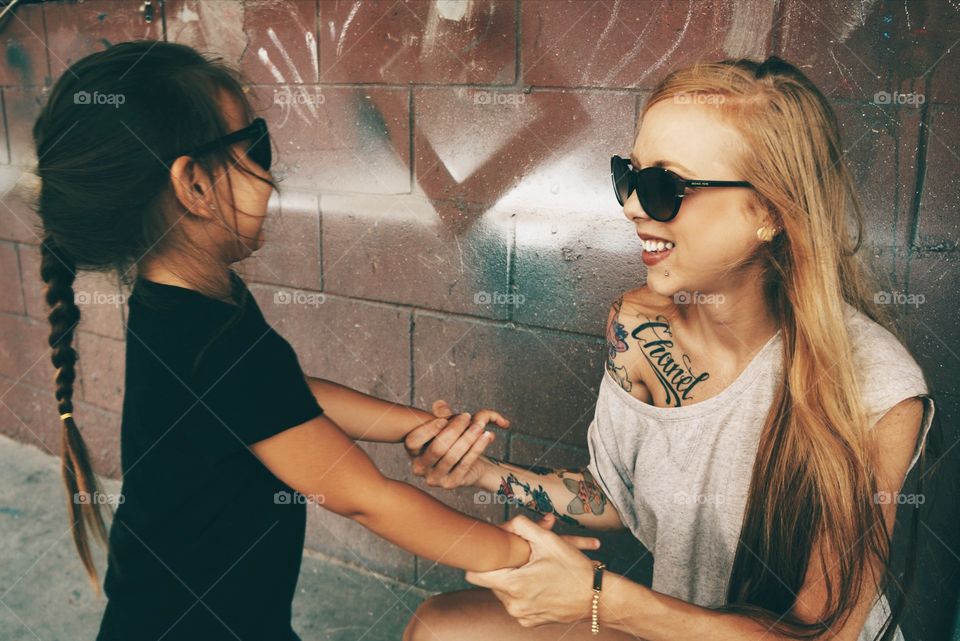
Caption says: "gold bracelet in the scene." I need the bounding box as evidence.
[591,561,606,635]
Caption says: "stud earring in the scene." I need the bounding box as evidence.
[663,270,669,277]
[757,226,778,242]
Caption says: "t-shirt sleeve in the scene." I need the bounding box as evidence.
[850,313,934,477]
[586,411,638,532]
[189,323,323,464]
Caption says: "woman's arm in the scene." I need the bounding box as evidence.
[477,456,626,532]
[251,410,535,571]
[304,376,507,443]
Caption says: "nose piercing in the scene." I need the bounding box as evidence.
[664,270,669,277]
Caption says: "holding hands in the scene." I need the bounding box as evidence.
[404,399,509,489]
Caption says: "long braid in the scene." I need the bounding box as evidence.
[40,235,110,595]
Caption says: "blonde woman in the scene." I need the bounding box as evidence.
[402,56,937,641]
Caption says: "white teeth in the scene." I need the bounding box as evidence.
[642,239,675,252]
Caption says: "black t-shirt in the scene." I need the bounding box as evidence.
[97,270,323,641]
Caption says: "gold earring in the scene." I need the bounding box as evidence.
[757,226,777,242]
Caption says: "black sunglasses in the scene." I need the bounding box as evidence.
[610,155,752,221]
[165,117,272,172]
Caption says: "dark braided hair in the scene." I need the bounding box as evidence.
[40,235,110,592]
[32,40,275,593]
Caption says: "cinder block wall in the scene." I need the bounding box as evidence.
[0,1,957,637]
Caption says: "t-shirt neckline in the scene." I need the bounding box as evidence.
[134,271,244,309]
[603,327,783,419]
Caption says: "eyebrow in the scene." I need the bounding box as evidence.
[629,153,694,176]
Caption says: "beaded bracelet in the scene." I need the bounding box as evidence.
[591,561,606,635]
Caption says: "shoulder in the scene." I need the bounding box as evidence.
[842,302,930,426]
[606,285,676,327]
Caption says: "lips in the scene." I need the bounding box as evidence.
[637,232,675,253]
[638,232,675,267]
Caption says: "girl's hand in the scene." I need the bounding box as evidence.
[404,399,510,489]
[465,513,601,627]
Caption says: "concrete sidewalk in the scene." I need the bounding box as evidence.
[0,435,431,641]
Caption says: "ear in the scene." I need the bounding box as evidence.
[169,155,218,220]
[746,189,779,230]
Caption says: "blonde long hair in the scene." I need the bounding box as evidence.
[643,56,932,640]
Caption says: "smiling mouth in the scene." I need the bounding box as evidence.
[640,238,675,253]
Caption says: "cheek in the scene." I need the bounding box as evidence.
[674,202,757,268]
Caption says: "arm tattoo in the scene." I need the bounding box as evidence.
[605,296,633,392]
[494,467,608,527]
[563,468,607,516]
[629,314,709,407]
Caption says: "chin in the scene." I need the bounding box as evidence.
[645,271,676,297]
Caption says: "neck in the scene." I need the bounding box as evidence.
[138,256,234,303]
[673,272,778,362]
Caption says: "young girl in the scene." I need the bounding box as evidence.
[34,41,596,641]
[404,57,940,641]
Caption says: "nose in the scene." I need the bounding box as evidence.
[622,190,649,223]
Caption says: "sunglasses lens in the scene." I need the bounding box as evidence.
[637,168,677,221]
[250,121,272,171]
[610,156,631,205]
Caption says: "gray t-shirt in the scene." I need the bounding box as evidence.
[587,302,935,641]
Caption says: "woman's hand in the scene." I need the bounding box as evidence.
[464,513,601,627]
[404,399,510,489]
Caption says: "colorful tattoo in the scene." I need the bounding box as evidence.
[605,296,633,392]
[563,469,607,516]
[493,466,611,527]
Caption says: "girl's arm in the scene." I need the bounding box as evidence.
[251,411,546,571]
[304,375,507,443]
